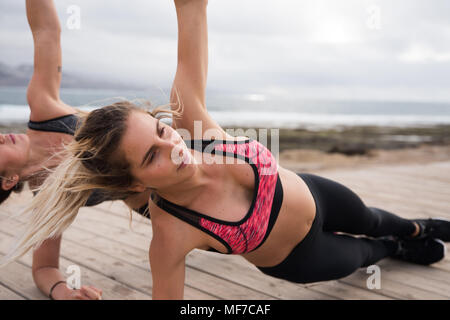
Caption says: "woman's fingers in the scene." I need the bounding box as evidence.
[88,285,103,296]
[74,293,89,300]
[80,286,102,300]
[72,290,90,300]
[87,285,103,299]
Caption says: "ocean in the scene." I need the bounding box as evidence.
[1,86,450,131]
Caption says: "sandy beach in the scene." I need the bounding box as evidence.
[224,124,450,172]
[279,143,450,172]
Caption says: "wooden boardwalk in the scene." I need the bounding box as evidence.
[0,160,449,300]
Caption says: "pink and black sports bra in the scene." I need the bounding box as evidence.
[152,138,284,255]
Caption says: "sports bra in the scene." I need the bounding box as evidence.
[28,114,81,135]
[152,138,284,255]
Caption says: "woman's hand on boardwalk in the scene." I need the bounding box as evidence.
[75,285,103,300]
[55,285,103,300]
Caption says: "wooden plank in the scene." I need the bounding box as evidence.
[0,259,47,300]
[338,171,450,199]
[346,184,450,220]
[382,260,450,288]
[316,173,450,214]
[314,177,450,220]
[302,280,392,300]
[338,260,450,300]
[311,162,450,193]
[340,176,450,209]
[0,282,27,300]
[320,164,450,193]
[0,228,152,300]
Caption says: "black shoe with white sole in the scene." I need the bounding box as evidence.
[393,237,446,265]
[406,218,450,242]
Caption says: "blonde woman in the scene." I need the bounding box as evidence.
[0,0,151,299]
[2,0,450,300]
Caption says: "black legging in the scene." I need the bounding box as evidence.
[257,173,417,284]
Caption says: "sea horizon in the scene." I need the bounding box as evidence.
[1,86,450,131]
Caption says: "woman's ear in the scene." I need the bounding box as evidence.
[1,174,19,191]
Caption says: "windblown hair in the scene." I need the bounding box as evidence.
[0,94,183,268]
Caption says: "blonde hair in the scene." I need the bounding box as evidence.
[0,91,183,268]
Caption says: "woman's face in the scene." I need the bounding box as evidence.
[0,133,30,190]
[121,111,194,192]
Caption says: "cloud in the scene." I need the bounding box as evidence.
[398,43,450,63]
[1,0,450,102]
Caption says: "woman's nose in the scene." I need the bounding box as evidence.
[161,138,184,159]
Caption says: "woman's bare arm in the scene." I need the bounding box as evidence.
[32,235,103,300]
[173,0,209,105]
[26,0,76,121]
[148,202,205,299]
[149,236,187,300]
[170,0,227,138]
[31,235,69,299]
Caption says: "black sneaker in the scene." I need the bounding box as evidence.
[393,237,446,265]
[405,218,450,242]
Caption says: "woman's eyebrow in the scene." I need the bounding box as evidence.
[140,120,160,167]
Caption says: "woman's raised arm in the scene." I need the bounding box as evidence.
[170,0,228,139]
[172,0,209,106]
[26,0,75,121]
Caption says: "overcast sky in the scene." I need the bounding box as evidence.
[1,0,450,102]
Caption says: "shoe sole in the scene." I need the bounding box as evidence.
[434,238,447,262]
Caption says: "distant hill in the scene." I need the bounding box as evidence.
[0,61,143,90]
